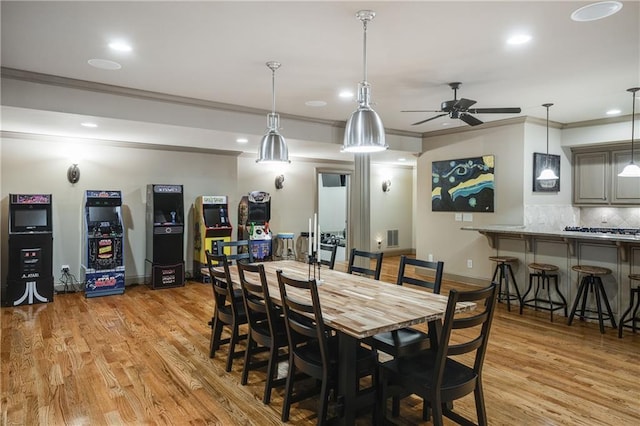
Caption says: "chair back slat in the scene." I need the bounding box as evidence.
[218,240,253,264]
[319,243,338,270]
[348,248,383,280]
[396,255,444,294]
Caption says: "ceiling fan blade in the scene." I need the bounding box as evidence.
[468,107,522,114]
[459,112,484,126]
[401,110,443,113]
[453,98,477,110]
[412,113,448,126]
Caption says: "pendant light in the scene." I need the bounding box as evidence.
[256,61,290,163]
[342,10,387,153]
[536,103,559,180]
[617,87,640,177]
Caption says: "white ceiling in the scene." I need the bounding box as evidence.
[1,1,639,164]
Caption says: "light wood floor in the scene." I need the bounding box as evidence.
[2,256,640,425]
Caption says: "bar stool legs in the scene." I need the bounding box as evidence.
[618,274,640,338]
[568,265,616,334]
[520,263,567,322]
[489,256,522,312]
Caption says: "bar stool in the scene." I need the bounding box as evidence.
[276,233,295,260]
[520,263,568,322]
[618,274,640,338]
[489,256,522,312]
[568,265,617,334]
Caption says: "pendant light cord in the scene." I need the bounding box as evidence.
[271,67,276,114]
[631,88,636,162]
[362,19,368,83]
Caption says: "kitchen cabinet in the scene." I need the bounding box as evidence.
[573,147,640,205]
[612,149,640,204]
[573,151,609,204]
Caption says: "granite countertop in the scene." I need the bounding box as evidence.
[461,225,640,243]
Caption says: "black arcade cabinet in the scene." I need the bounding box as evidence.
[6,194,54,306]
[145,184,185,289]
[82,190,125,298]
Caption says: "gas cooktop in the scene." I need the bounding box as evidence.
[564,226,640,235]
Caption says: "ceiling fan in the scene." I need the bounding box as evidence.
[403,82,522,126]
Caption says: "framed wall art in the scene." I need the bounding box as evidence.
[533,152,560,192]
[432,155,495,212]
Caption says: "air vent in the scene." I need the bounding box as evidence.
[386,229,399,247]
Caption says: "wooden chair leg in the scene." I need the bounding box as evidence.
[262,345,278,404]
[281,355,295,422]
[210,317,223,358]
[241,337,254,385]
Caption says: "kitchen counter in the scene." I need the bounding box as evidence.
[462,225,640,261]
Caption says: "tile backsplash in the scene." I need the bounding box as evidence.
[524,205,580,230]
[580,207,640,228]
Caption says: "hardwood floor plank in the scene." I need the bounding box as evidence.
[2,256,640,425]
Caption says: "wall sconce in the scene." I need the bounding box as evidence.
[275,174,285,189]
[67,164,80,184]
[382,179,391,192]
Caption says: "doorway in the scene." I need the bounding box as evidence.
[317,171,350,262]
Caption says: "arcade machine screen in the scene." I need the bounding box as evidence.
[153,195,183,224]
[88,206,119,223]
[249,203,269,224]
[11,207,49,232]
[203,206,228,228]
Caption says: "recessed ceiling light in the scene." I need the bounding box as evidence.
[236,138,249,144]
[571,1,623,22]
[87,59,122,70]
[108,41,132,52]
[81,122,98,128]
[606,109,621,115]
[339,90,354,99]
[305,100,327,107]
[506,34,532,45]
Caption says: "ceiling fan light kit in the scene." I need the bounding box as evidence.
[536,103,559,181]
[257,61,290,164]
[618,87,640,178]
[403,82,522,127]
[342,9,388,154]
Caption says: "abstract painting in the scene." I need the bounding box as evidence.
[432,155,495,212]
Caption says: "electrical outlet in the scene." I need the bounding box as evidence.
[61,265,70,273]
[601,215,608,223]
[428,253,434,262]
[467,259,473,268]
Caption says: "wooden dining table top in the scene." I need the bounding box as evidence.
[218,259,476,340]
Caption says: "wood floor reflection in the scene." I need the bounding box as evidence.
[2,256,639,425]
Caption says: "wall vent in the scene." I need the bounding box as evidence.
[386,229,399,247]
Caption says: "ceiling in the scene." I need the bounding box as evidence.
[1,1,639,165]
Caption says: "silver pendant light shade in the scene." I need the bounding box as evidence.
[257,61,290,163]
[536,103,559,181]
[342,10,387,153]
[618,87,640,177]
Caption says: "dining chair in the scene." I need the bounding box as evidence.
[206,250,248,372]
[347,248,383,280]
[372,256,445,359]
[377,282,499,425]
[276,269,377,425]
[236,261,289,404]
[217,239,253,264]
[319,243,338,270]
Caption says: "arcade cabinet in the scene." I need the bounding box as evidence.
[145,184,185,289]
[82,190,125,298]
[193,195,232,279]
[6,194,54,306]
[238,191,272,261]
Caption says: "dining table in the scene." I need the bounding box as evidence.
[212,259,476,425]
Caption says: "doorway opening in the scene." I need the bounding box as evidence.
[317,171,350,263]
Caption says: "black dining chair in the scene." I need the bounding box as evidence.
[319,243,338,270]
[377,282,499,425]
[236,261,289,404]
[276,269,377,425]
[218,239,253,264]
[347,248,383,280]
[372,256,445,358]
[206,250,248,372]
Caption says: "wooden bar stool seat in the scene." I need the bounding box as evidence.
[489,256,522,312]
[520,263,567,322]
[618,274,640,338]
[568,265,616,334]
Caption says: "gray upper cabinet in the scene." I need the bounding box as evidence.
[612,150,640,204]
[573,151,609,204]
[573,147,640,205]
